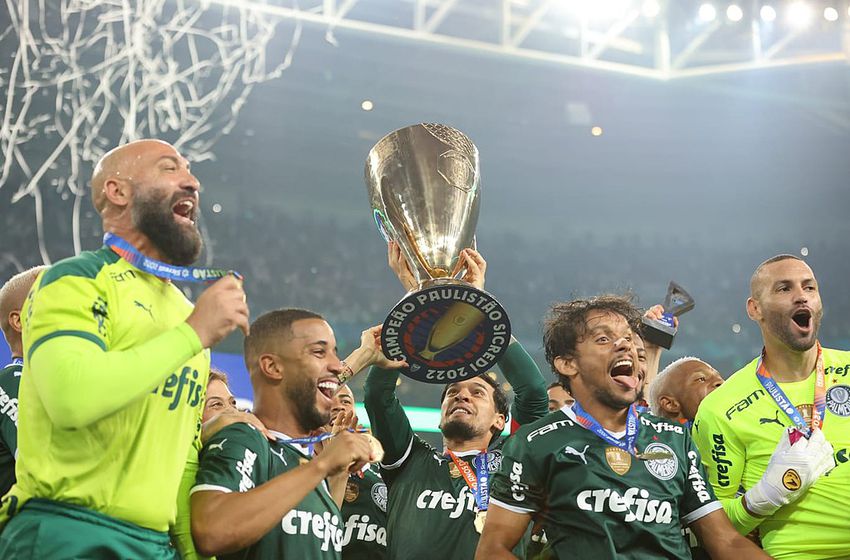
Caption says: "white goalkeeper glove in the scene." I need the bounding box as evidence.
[744,427,835,517]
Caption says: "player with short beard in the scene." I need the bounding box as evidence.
[0,140,249,559]
[363,243,548,560]
[693,255,845,559]
[191,309,399,559]
[478,295,769,559]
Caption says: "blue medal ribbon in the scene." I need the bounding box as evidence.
[447,450,489,512]
[571,401,640,455]
[103,233,241,283]
[5,358,23,368]
[754,342,825,438]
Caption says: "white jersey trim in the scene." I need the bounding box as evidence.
[380,436,414,470]
[489,497,535,515]
[190,484,233,495]
[682,500,722,525]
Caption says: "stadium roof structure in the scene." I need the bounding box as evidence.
[208,0,850,79]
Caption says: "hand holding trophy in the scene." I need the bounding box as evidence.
[365,124,511,384]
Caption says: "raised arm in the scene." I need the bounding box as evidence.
[497,338,548,428]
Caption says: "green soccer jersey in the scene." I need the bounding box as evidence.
[364,341,548,560]
[490,407,721,559]
[193,423,343,559]
[341,466,387,559]
[693,348,850,560]
[13,247,209,531]
[0,362,22,497]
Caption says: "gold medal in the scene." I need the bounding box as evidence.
[344,480,360,503]
[605,446,631,475]
[474,510,487,534]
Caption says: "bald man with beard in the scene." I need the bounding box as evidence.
[649,358,724,425]
[0,140,248,559]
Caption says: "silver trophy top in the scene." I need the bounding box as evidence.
[365,123,481,285]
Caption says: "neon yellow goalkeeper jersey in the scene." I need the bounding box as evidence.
[693,347,850,560]
[12,247,209,531]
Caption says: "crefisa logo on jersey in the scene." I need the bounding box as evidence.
[381,284,511,383]
[642,443,678,481]
[826,385,850,417]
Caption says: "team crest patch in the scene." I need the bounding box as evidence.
[487,451,503,473]
[605,446,631,475]
[371,482,388,512]
[448,461,463,478]
[782,469,801,491]
[642,443,678,481]
[826,385,850,417]
[344,480,360,503]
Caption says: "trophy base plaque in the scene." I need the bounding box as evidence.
[381,279,511,384]
[641,313,677,350]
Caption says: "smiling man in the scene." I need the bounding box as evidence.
[191,309,395,559]
[693,255,845,559]
[477,295,769,559]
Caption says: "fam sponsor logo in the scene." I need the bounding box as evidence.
[576,487,673,524]
[415,486,476,519]
[342,514,386,547]
[282,510,343,552]
[725,389,766,420]
[642,443,678,481]
[640,417,684,435]
[526,419,574,442]
[710,434,732,488]
[151,366,204,411]
[236,448,257,492]
[0,386,18,426]
[826,385,850,417]
[686,451,713,503]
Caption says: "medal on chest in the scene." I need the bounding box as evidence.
[474,509,487,534]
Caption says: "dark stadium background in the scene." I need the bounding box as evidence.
[3,15,849,446]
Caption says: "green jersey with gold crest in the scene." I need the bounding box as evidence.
[12,247,209,531]
[693,348,850,560]
[364,341,548,560]
[193,423,343,559]
[490,408,720,559]
[0,361,22,496]
[340,466,387,559]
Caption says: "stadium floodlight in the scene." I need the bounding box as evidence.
[823,7,838,21]
[760,5,777,22]
[786,1,813,27]
[698,3,718,22]
[641,0,661,18]
[726,4,743,21]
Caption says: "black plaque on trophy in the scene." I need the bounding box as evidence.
[640,281,695,349]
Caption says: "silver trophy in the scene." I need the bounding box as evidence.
[365,124,511,384]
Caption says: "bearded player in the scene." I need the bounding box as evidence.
[693,255,843,559]
[363,242,548,559]
[0,140,248,559]
[478,295,770,559]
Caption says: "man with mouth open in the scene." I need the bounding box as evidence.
[477,295,770,559]
[693,255,845,559]
[0,140,249,559]
[191,309,398,559]
[363,243,549,559]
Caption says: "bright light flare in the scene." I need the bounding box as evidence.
[760,5,777,22]
[726,4,743,22]
[786,2,813,27]
[698,3,717,22]
[641,0,661,18]
[823,7,838,21]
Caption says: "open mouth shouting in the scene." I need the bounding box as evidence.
[790,307,813,335]
[172,198,197,226]
[317,377,340,404]
[448,403,474,419]
[610,357,640,391]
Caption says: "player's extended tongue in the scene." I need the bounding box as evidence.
[613,375,638,390]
